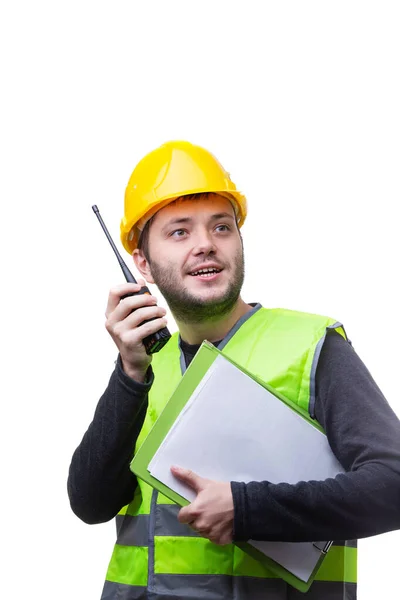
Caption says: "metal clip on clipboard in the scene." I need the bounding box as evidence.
[313,541,333,555]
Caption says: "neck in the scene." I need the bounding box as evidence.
[176,298,253,345]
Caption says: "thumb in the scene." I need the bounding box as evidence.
[171,465,206,493]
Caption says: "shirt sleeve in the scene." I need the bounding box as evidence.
[67,355,153,524]
[231,331,400,542]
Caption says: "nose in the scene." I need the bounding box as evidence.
[191,228,217,256]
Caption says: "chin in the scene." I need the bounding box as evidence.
[190,290,228,304]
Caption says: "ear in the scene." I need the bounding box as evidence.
[133,249,155,284]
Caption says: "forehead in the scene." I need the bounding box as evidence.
[153,194,236,225]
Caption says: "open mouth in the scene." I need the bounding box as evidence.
[189,267,223,277]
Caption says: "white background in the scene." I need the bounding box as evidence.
[1,2,399,598]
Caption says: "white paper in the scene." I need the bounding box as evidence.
[250,540,323,581]
[148,354,344,582]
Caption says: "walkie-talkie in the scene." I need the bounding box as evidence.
[92,205,171,354]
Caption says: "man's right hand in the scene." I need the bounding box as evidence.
[105,279,167,383]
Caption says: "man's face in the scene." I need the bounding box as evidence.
[142,194,245,323]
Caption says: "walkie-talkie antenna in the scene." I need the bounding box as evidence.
[92,205,137,284]
[91,204,171,354]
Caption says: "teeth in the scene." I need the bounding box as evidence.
[191,268,221,276]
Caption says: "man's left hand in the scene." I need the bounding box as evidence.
[171,465,234,546]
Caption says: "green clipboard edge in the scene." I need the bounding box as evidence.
[130,340,328,593]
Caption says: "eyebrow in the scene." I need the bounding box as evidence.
[161,213,235,233]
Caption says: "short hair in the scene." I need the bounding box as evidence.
[137,214,155,262]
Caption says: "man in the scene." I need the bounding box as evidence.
[68,140,400,599]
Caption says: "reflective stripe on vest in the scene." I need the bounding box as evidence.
[102,306,357,599]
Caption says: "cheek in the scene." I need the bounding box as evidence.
[152,253,184,278]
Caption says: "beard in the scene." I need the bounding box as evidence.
[148,248,245,324]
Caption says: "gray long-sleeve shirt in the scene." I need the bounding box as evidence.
[67,330,400,542]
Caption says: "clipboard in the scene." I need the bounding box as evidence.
[130,340,344,593]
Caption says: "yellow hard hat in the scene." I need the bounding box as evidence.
[120,140,247,254]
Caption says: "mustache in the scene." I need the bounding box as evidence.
[187,262,225,272]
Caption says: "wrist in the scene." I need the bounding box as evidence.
[117,355,151,385]
[123,364,148,383]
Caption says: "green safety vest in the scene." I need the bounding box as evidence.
[101,306,357,600]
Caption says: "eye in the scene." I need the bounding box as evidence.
[215,224,230,233]
[170,229,187,238]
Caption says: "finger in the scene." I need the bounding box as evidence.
[123,305,167,330]
[107,292,158,324]
[110,300,165,331]
[212,533,232,546]
[189,521,210,536]
[106,306,167,347]
[171,466,206,493]
[177,505,198,525]
[119,316,168,346]
[135,277,149,294]
[105,283,146,316]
